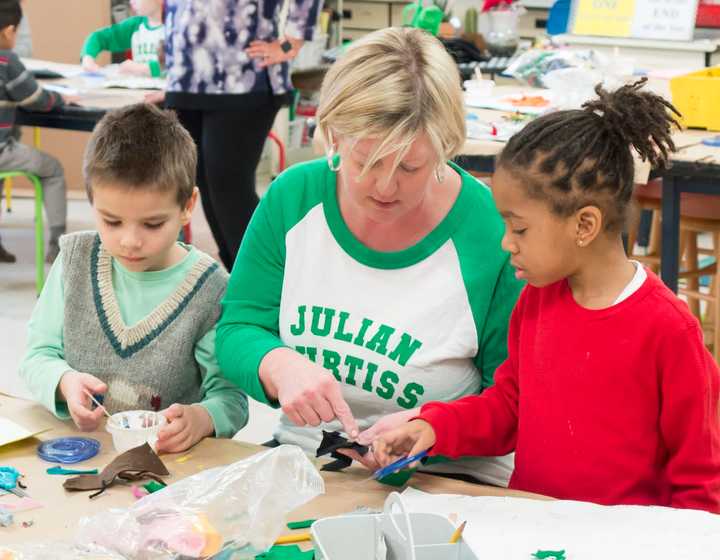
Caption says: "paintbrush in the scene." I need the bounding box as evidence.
[84,389,112,419]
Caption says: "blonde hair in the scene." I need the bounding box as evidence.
[317,27,465,176]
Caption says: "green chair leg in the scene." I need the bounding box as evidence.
[0,171,45,294]
[29,175,44,294]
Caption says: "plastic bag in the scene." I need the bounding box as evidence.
[504,48,608,89]
[0,542,124,559]
[76,445,325,559]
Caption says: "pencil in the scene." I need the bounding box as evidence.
[449,520,467,544]
[274,532,312,545]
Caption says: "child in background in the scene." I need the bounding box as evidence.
[373,80,720,513]
[81,0,164,77]
[0,0,71,263]
[20,103,249,453]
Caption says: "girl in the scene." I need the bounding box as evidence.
[373,80,720,513]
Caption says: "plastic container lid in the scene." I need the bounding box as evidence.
[37,437,101,464]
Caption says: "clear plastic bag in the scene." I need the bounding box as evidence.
[75,445,325,559]
[0,542,124,559]
[504,48,608,89]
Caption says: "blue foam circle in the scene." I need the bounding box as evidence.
[37,437,101,464]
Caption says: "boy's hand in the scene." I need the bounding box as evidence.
[57,371,107,431]
[81,55,100,72]
[118,60,151,76]
[372,419,437,468]
[156,404,214,453]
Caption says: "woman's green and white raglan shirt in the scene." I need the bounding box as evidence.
[80,16,165,77]
[217,158,522,481]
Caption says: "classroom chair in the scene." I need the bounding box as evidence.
[628,178,720,361]
[0,171,45,295]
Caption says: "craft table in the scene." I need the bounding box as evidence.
[0,393,544,547]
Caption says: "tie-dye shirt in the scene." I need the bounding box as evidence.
[165,0,321,96]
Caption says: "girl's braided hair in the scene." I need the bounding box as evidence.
[497,78,681,231]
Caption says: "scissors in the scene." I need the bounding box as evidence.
[0,466,29,498]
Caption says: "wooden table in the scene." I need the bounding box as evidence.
[0,394,543,546]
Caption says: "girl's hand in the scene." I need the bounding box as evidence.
[81,55,100,72]
[260,348,359,439]
[356,408,419,446]
[372,419,437,468]
[245,38,304,68]
[119,59,151,76]
[57,371,107,431]
[336,408,420,471]
[156,404,214,453]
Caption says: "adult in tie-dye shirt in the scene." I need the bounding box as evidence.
[164,0,320,269]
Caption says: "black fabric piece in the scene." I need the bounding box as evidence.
[320,458,353,472]
[316,430,369,472]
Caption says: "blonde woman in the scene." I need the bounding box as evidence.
[217,27,522,485]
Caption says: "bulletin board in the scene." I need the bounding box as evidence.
[571,0,700,41]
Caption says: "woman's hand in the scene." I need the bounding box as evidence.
[119,59,151,76]
[57,371,108,431]
[81,55,100,73]
[260,348,359,439]
[372,419,436,468]
[245,38,304,68]
[156,404,214,453]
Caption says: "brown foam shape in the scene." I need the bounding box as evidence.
[64,442,169,498]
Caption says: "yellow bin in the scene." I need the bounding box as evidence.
[670,67,720,131]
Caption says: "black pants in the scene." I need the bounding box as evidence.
[176,96,282,269]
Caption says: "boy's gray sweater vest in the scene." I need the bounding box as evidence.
[60,232,228,414]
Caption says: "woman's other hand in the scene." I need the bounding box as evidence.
[245,38,304,68]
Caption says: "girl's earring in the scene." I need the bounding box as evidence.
[435,165,445,183]
[327,145,341,172]
[577,239,584,247]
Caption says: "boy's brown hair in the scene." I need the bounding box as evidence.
[83,103,197,206]
[0,0,21,32]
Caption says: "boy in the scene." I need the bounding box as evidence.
[0,0,71,263]
[20,103,248,453]
[81,0,164,77]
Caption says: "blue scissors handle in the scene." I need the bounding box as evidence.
[373,450,429,480]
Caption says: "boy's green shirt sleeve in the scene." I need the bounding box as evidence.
[19,254,72,419]
[80,16,144,59]
[194,327,249,438]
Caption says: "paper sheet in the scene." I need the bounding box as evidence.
[0,416,48,448]
[400,487,720,560]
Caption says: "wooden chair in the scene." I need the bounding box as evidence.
[628,178,720,360]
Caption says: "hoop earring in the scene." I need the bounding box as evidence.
[435,165,445,183]
[327,145,341,172]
